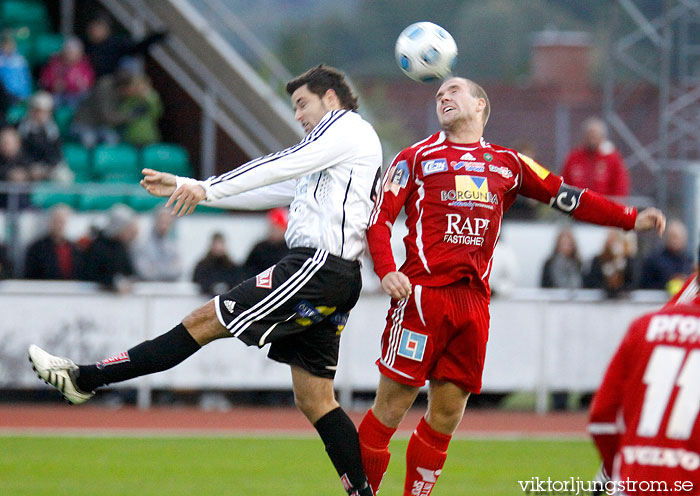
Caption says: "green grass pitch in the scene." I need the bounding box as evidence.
[0,435,599,495]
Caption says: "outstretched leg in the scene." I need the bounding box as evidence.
[403,379,469,496]
[358,374,420,494]
[291,365,373,496]
[29,300,228,402]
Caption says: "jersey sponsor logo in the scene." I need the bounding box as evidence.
[422,145,448,156]
[621,446,700,471]
[488,164,513,179]
[483,152,493,162]
[443,214,490,245]
[440,175,498,205]
[224,300,236,313]
[646,314,700,343]
[294,301,336,326]
[421,158,448,176]
[460,152,477,160]
[256,266,275,288]
[452,161,485,172]
[330,312,349,334]
[550,183,582,214]
[518,153,550,180]
[397,329,427,361]
[384,160,409,195]
[97,352,130,368]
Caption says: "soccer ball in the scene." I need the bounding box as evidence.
[395,22,458,82]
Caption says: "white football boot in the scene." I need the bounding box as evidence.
[28,344,94,404]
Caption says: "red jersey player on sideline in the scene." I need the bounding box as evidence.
[357,77,667,496]
[588,272,700,495]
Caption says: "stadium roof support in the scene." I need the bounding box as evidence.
[604,0,700,211]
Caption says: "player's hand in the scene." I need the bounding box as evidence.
[381,271,412,300]
[140,168,177,197]
[166,182,206,217]
[634,207,666,237]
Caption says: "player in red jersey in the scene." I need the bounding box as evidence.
[357,77,667,496]
[589,271,700,496]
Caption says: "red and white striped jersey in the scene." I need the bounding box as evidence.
[367,131,637,294]
[588,287,700,493]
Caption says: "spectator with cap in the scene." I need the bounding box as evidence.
[24,204,82,280]
[640,219,694,293]
[39,36,95,109]
[561,117,630,197]
[192,232,246,296]
[83,14,167,79]
[0,33,31,100]
[134,207,181,282]
[244,208,290,277]
[80,204,139,292]
[18,91,70,182]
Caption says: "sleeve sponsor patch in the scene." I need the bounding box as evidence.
[384,160,410,195]
[518,153,550,180]
[550,183,583,214]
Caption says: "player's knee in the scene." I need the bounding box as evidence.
[294,390,336,422]
[426,404,465,434]
[373,399,411,428]
[182,300,227,346]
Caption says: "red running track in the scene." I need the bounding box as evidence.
[0,405,589,438]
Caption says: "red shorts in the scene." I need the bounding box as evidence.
[377,281,490,393]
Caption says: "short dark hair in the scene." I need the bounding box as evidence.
[286,64,358,111]
[466,79,490,127]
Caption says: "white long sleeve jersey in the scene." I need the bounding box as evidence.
[180,110,382,261]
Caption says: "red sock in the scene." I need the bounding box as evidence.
[404,417,451,496]
[358,409,397,493]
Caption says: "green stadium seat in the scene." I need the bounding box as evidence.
[0,0,50,34]
[5,102,26,124]
[53,105,74,137]
[32,32,64,67]
[141,143,192,177]
[127,189,166,212]
[93,144,140,183]
[62,143,91,182]
[77,187,126,211]
[30,185,78,209]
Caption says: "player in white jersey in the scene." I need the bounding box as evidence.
[28,65,380,496]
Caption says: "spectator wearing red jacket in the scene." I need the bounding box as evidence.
[561,117,630,197]
[39,37,95,109]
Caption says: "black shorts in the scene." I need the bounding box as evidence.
[214,247,362,378]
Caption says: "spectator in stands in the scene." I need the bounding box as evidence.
[83,14,167,79]
[640,219,694,292]
[541,228,583,290]
[0,33,31,100]
[0,125,31,183]
[70,69,132,148]
[0,79,15,126]
[561,117,629,197]
[0,241,11,278]
[541,228,584,411]
[39,36,95,109]
[193,232,246,296]
[583,229,635,298]
[24,204,82,280]
[17,91,71,183]
[119,74,163,147]
[244,208,289,277]
[134,207,181,282]
[80,204,139,292]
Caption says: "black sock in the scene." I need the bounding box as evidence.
[76,323,201,392]
[314,407,373,496]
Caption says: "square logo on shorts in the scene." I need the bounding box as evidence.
[256,265,275,289]
[397,329,427,362]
